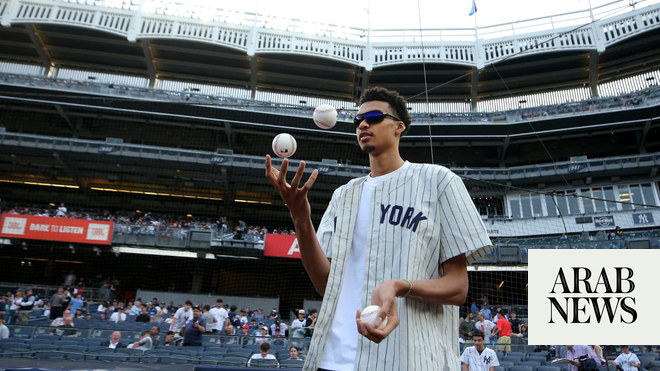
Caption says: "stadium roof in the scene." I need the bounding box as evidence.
[1,0,660,103]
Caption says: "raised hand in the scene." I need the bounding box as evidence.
[265,155,318,223]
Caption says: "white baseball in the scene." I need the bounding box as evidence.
[313,104,337,129]
[360,305,388,329]
[272,133,297,158]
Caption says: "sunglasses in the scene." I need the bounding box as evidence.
[353,110,402,128]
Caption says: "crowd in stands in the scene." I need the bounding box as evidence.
[2,72,659,126]
[0,200,297,243]
[459,297,529,352]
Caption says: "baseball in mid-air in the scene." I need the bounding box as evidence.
[313,104,337,129]
[272,133,297,158]
[360,305,388,329]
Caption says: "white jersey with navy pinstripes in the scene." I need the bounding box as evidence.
[460,346,500,371]
[302,162,493,371]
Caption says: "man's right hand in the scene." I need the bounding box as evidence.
[265,155,318,223]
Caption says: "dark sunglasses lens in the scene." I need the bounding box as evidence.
[354,111,385,127]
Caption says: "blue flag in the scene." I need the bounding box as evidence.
[469,0,477,15]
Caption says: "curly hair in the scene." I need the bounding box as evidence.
[359,87,412,135]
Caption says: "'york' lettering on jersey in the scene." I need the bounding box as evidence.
[379,204,427,232]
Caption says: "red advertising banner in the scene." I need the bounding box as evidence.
[0,214,114,245]
[264,233,301,259]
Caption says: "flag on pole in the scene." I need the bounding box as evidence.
[469,0,477,15]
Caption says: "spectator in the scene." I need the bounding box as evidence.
[181,306,206,347]
[251,307,264,322]
[613,345,640,371]
[149,326,161,343]
[16,289,36,323]
[470,300,479,314]
[291,309,307,335]
[492,311,512,354]
[268,309,279,321]
[109,307,126,323]
[64,270,77,287]
[56,203,67,217]
[512,322,528,339]
[152,310,165,324]
[481,304,492,320]
[459,312,477,340]
[270,319,288,337]
[171,300,193,333]
[100,331,126,349]
[461,330,500,371]
[96,300,109,315]
[128,331,153,350]
[166,301,177,314]
[135,307,151,323]
[509,311,522,333]
[201,304,214,333]
[52,316,76,337]
[159,331,177,347]
[68,292,84,315]
[220,323,236,344]
[272,327,287,347]
[475,312,495,344]
[0,317,9,339]
[305,308,318,337]
[50,287,66,320]
[563,345,602,371]
[237,309,249,326]
[50,309,72,327]
[287,346,303,361]
[239,324,252,346]
[247,342,279,367]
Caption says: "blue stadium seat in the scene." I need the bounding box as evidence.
[227,348,253,357]
[279,358,305,368]
[648,360,660,371]
[159,354,196,364]
[59,345,87,360]
[518,360,542,367]
[250,357,279,367]
[199,355,224,365]
[219,355,248,366]
[536,365,561,371]
[116,347,144,362]
[508,365,534,371]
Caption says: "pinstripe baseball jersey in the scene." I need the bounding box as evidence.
[303,162,492,371]
[460,346,500,371]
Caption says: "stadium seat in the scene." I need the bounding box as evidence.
[219,355,248,366]
[518,360,542,367]
[250,357,279,367]
[116,347,144,362]
[159,354,196,364]
[499,361,516,368]
[279,358,305,368]
[199,354,224,365]
[504,353,525,363]
[27,338,54,346]
[648,360,660,371]
[536,365,561,371]
[59,345,88,360]
[227,348,254,357]
[508,365,534,371]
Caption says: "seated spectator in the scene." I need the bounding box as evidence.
[218,323,236,344]
[270,319,288,337]
[98,312,107,321]
[128,331,153,351]
[152,310,165,324]
[100,331,126,349]
[240,324,252,346]
[291,309,307,336]
[159,331,177,347]
[272,327,287,347]
[0,317,9,339]
[50,309,72,327]
[564,345,602,371]
[268,309,279,321]
[51,316,76,337]
[69,292,85,315]
[110,307,127,323]
[135,307,151,323]
[305,309,318,337]
[247,342,279,367]
[149,326,161,343]
[287,346,303,361]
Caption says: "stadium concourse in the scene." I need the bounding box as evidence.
[1,0,660,369]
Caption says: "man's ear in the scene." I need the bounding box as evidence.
[395,121,406,136]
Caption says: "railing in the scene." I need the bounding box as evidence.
[1,0,659,68]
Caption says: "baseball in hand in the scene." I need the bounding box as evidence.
[360,305,388,329]
[313,104,337,129]
[271,133,297,158]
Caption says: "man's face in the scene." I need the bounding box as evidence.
[622,347,630,354]
[298,313,305,319]
[478,313,484,322]
[355,101,403,155]
[473,336,485,351]
[150,326,159,335]
[165,334,174,342]
[111,332,120,342]
[217,301,223,308]
[193,309,201,318]
[467,313,474,320]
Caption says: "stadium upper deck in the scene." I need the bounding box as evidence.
[0,0,660,104]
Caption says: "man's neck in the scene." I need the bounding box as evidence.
[369,151,405,177]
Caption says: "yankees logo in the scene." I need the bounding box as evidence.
[483,356,492,364]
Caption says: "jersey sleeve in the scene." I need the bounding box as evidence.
[437,174,493,264]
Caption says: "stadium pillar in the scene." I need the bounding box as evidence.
[190,257,204,293]
[250,57,258,99]
[471,68,479,110]
[353,67,369,104]
[589,50,599,98]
